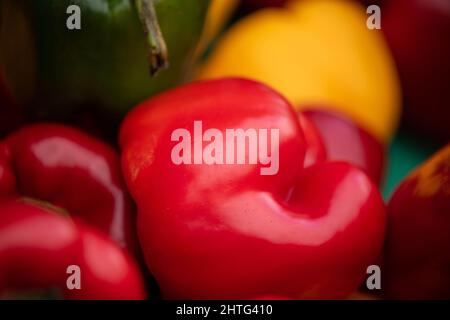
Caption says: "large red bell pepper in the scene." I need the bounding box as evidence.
[0,198,146,299]
[384,144,450,299]
[0,124,137,252]
[120,78,386,299]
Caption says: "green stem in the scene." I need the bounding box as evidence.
[135,0,169,76]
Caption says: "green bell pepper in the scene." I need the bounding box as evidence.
[0,0,209,131]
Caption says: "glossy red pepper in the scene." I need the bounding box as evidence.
[120,78,386,299]
[0,124,137,252]
[384,144,450,299]
[0,198,146,299]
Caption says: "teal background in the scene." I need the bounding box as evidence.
[382,128,442,200]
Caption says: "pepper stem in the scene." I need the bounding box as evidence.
[20,197,69,217]
[135,0,169,76]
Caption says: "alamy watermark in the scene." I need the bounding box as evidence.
[65,4,382,32]
[66,5,81,30]
[366,264,381,290]
[66,264,81,290]
[171,121,280,176]
[366,5,381,30]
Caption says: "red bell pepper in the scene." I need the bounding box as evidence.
[0,124,145,299]
[384,144,450,299]
[0,198,146,299]
[0,124,137,252]
[120,78,386,299]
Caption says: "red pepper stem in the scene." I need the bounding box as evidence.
[20,197,69,217]
[135,0,169,76]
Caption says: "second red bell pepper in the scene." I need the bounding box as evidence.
[0,124,137,252]
[0,124,145,299]
[384,144,450,299]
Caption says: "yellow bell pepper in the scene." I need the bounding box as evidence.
[198,0,401,143]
